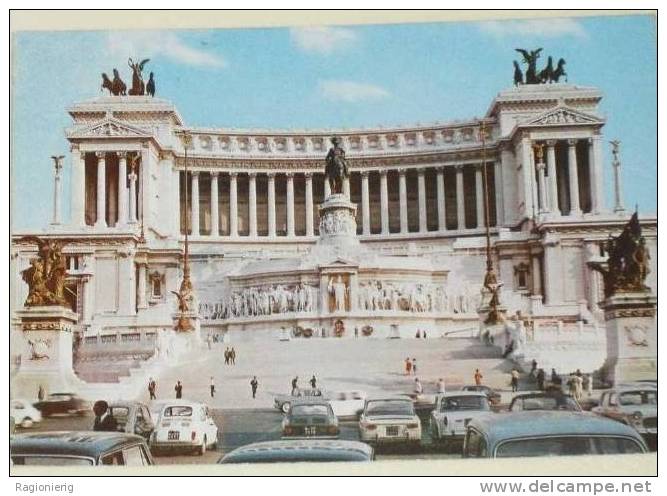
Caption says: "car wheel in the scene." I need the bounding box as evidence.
[281,402,291,414]
[20,418,33,428]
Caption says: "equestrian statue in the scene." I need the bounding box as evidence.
[513,48,567,85]
[324,136,349,196]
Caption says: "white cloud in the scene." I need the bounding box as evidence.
[319,80,390,103]
[106,31,225,68]
[478,18,587,39]
[290,26,357,54]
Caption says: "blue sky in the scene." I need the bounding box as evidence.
[11,15,656,229]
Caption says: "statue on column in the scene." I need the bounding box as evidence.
[20,237,68,307]
[325,136,349,195]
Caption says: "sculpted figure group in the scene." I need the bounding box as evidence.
[101,58,156,97]
[513,48,567,86]
[357,281,478,314]
[20,237,68,307]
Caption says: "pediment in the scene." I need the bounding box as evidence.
[67,117,150,139]
[319,257,359,270]
[522,106,603,127]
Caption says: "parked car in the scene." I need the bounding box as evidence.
[218,439,374,463]
[148,400,171,423]
[462,411,648,458]
[11,399,42,428]
[396,393,437,416]
[430,392,492,445]
[591,386,657,449]
[11,431,154,466]
[33,393,88,417]
[358,397,421,447]
[509,391,582,412]
[150,400,218,455]
[108,401,155,442]
[274,388,330,413]
[329,390,367,419]
[282,401,339,439]
[460,385,502,408]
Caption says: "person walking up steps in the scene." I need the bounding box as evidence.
[511,369,519,392]
[148,377,157,400]
[405,358,412,375]
[310,375,317,389]
[412,358,417,375]
[250,376,259,399]
[474,369,483,386]
[210,376,216,398]
[231,347,236,365]
[175,380,183,399]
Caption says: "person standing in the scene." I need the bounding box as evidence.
[405,358,412,375]
[224,348,229,365]
[414,377,423,396]
[536,368,545,391]
[210,376,216,398]
[474,369,483,386]
[412,358,417,375]
[310,375,317,389]
[291,376,299,395]
[437,378,446,394]
[250,376,259,399]
[92,400,118,432]
[175,380,183,399]
[423,331,427,339]
[148,377,157,400]
[573,374,584,401]
[37,384,45,401]
[510,369,519,392]
[415,330,421,339]
[231,347,236,365]
[354,327,359,338]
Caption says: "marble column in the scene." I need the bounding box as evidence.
[94,152,107,228]
[398,169,408,233]
[70,148,86,227]
[380,170,389,235]
[536,162,548,214]
[248,172,257,237]
[567,139,582,215]
[436,167,446,231]
[546,140,560,215]
[343,176,350,200]
[455,165,465,230]
[116,152,128,227]
[361,171,370,235]
[191,171,200,235]
[51,156,63,225]
[305,172,314,236]
[267,173,276,237]
[521,137,535,218]
[418,168,427,233]
[229,172,238,237]
[531,255,542,296]
[494,161,504,226]
[612,143,625,213]
[324,178,331,199]
[475,165,485,228]
[286,172,295,237]
[128,161,138,224]
[590,136,604,214]
[210,171,219,236]
[137,263,148,310]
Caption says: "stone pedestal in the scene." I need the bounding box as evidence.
[170,312,202,362]
[317,194,358,247]
[12,306,81,397]
[599,292,657,385]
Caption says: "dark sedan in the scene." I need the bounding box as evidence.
[282,401,339,439]
[11,431,154,466]
[33,393,89,417]
[509,392,582,412]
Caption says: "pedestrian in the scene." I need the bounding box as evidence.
[310,375,317,389]
[175,380,183,399]
[291,376,299,395]
[437,378,446,394]
[224,348,229,365]
[37,384,45,401]
[474,368,483,386]
[530,359,538,379]
[355,327,359,338]
[423,331,427,339]
[536,368,545,391]
[231,347,236,365]
[92,400,118,432]
[412,358,417,375]
[415,330,421,339]
[573,374,584,401]
[414,377,423,395]
[510,369,519,392]
[551,368,559,385]
[405,358,412,375]
[148,377,157,400]
[567,374,577,398]
[210,376,216,398]
[250,376,259,399]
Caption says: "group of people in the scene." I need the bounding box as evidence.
[224,347,237,365]
[404,357,418,375]
[290,375,318,395]
[415,330,428,339]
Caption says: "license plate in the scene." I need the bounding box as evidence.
[168,431,180,440]
[305,426,317,436]
[386,426,399,436]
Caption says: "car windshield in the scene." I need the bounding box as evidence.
[162,406,193,417]
[12,456,93,466]
[441,396,489,411]
[291,405,329,416]
[619,391,657,406]
[109,407,130,427]
[366,400,414,416]
[511,395,580,411]
[496,436,643,458]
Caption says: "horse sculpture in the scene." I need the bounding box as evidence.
[146,72,156,97]
[128,58,150,96]
[324,136,349,195]
[538,56,554,84]
[552,58,567,83]
[515,48,542,84]
[112,68,127,95]
[513,60,523,86]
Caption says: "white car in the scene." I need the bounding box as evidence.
[358,398,421,447]
[329,390,367,419]
[592,386,657,448]
[150,400,218,455]
[430,391,491,445]
[10,399,42,429]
